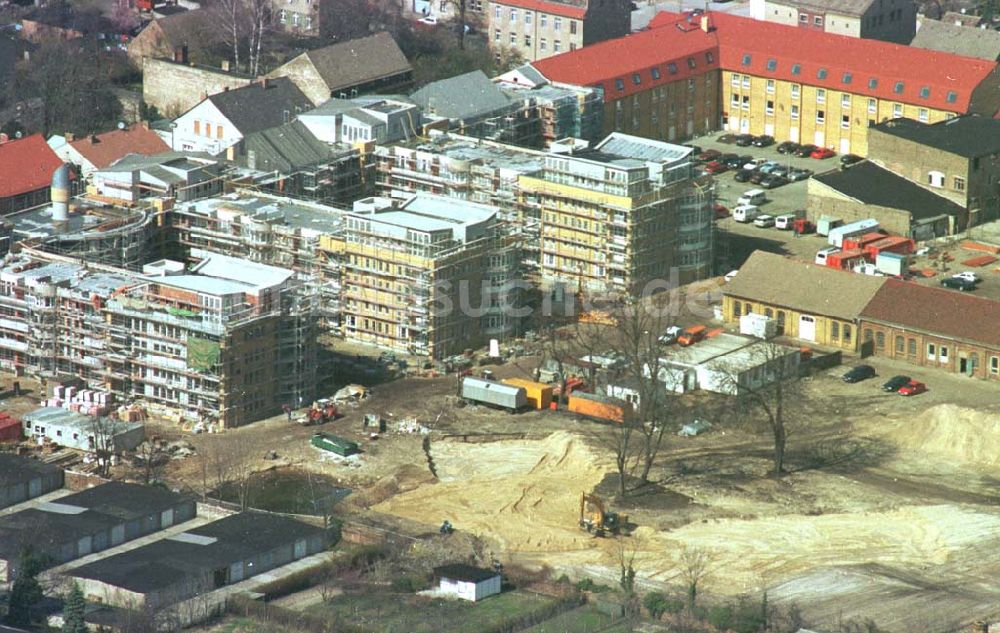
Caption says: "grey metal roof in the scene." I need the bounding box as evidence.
[814,161,967,220]
[206,78,313,136]
[596,133,693,163]
[910,18,1000,61]
[410,71,513,121]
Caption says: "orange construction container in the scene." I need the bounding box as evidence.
[503,378,553,410]
[677,325,707,346]
[567,392,631,424]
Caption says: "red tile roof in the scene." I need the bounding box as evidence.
[536,10,998,111]
[532,14,718,101]
[69,125,170,170]
[0,134,65,199]
[860,279,1000,348]
[492,0,586,19]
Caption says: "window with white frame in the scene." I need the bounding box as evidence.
[927,343,936,360]
[731,73,740,87]
[991,356,999,374]
[867,98,876,114]
[766,100,774,115]
[540,38,546,51]
[893,103,903,117]
[927,171,944,187]
[495,5,501,19]
[954,176,966,191]
[731,94,740,108]
[766,79,774,93]
[918,108,929,122]
[554,39,561,52]
[510,8,517,21]
[741,75,750,88]
[525,10,532,23]
[554,16,561,29]
[939,346,949,362]
[841,94,850,108]
[816,88,825,104]
[841,114,849,129]
[791,84,800,99]
[791,104,799,120]
[816,109,825,124]
[540,14,547,27]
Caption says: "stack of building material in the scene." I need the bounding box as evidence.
[44,386,116,417]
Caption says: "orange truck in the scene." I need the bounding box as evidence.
[677,325,707,346]
[567,392,632,424]
[502,378,553,410]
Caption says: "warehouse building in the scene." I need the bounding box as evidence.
[721,251,886,351]
[0,454,64,510]
[71,513,327,611]
[0,482,195,581]
[859,280,1000,380]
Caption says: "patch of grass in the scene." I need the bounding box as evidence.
[213,617,293,633]
[521,606,618,632]
[308,589,555,633]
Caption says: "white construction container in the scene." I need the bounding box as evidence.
[876,252,908,276]
[739,313,777,339]
[816,216,843,236]
[828,219,879,247]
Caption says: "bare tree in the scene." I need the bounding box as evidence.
[715,340,803,477]
[197,432,258,509]
[615,534,640,597]
[133,439,168,485]
[211,0,243,72]
[679,546,714,612]
[246,0,272,77]
[208,0,270,76]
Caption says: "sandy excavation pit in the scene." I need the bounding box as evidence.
[375,404,1000,616]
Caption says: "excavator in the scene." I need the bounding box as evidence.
[579,492,629,537]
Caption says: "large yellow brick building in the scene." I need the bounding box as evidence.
[518,134,714,294]
[532,11,1000,156]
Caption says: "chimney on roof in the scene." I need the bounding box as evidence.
[65,132,75,142]
[700,14,712,32]
[261,77,270,89]
[141,120,150,130]
[173,45,188,64]
[221,59,231,72]
[89,135,98,144]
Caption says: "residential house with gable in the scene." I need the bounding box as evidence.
[169,78,313,155]
[50,124,169,179]
[0,134,67,215]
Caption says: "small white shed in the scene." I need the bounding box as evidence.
[434,564,502,602]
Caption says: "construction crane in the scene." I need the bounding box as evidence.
[579,492,629,537]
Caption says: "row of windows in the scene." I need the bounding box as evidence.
[494,6,576,32]
[736,56,958,103]
[192,120,224,139]
[612,52,715,92]
[495,30,568,52]
[730,93,930,124]
[926,171,966,191]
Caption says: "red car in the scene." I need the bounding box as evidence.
[703,161,728,174]
[697,149,722,162]
[810,147,836,159]
[713,203,729,219]
[898,380,927,396]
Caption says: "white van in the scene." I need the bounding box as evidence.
[814,247,839,265]
[732,205,760,223]
[737,189,767,206]
[775,214,797,230]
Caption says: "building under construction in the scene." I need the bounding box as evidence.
[0,250,317,428]
[320,194,523,357]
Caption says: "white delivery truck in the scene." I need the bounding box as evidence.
[732,205,760,223]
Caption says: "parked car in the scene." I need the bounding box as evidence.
[768,165,790,178]
[775,213,798,230]
[898,380,927,396]
[703,161,728,174]
[952,271,981,283]
[842,365,876,383]
[734,169,755,183]
[717,133,737,144]
[724,154,751,169]
[749,170,769,184]
[724,270,739,282]
[795,144,818,157]
[753,214,776,228]
[840,154,864,168]
[734,134,755,147]
[941,277,977,291]
[776,141,800,154]
[760,174,789,189]
[713,203,730,219]
[417,15,439,25]
[810,147,836,159]
[758,161,783,174]
[788,168,813,181]
[881,375,911,392]
[658,325,683,344]
[697,149,722,162]
[752,135,775,147]
[744,157,768,170]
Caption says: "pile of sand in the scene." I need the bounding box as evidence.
[374,431,612,553]
[886,404,1000,469]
